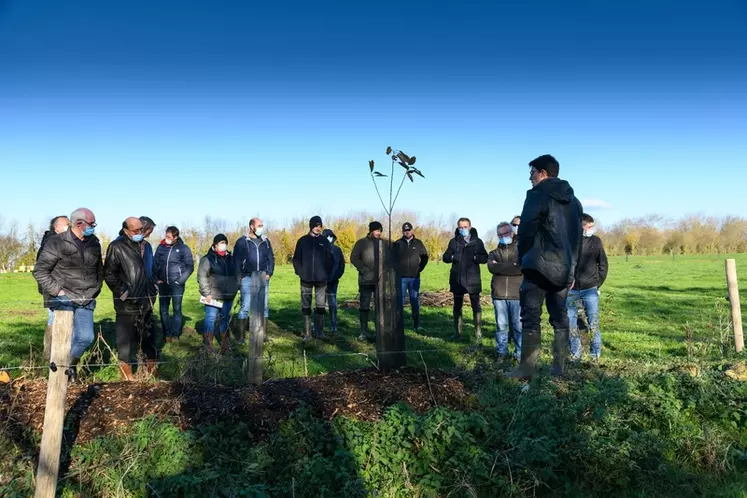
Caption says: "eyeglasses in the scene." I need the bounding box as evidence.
[511,223,519,227]
[77,219,97,228]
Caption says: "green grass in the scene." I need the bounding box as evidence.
[2,254,747,497]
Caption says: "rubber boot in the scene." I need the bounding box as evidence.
[68,357,80,383]
[314,311,327,340]
[303,315,312,341]
[43,325,53,361]
[474,312,483,343]
[451,312,463,339]
[119,361,135,381]
[203,333,215,353]
[413,309,420,332]
[234,318,247,345]
[507,329,541,380]
[358,310,369,341]
[551,329,570,378]
[219,333,231,354]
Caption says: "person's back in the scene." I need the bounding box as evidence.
[509,154,583,380]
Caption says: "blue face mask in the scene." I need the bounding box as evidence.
[499,236,513,245]
[132,234,145,243]
[459,227,470,237]
[82,226,95,237]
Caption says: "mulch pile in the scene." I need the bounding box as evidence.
[342,290,493,309]
[0,368,472,445]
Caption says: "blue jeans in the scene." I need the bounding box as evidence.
[47,308,55,326]
[203,299,234,335]
[567,288,601,358]
[399,277,421,314]
[327,281,339,331]
[238,274,269,319]
[159,283,185,337]
[493,299,522,358]
[48,296,96,359]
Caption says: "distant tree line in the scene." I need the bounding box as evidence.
[1,212,746,272]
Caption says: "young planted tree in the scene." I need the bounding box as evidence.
[367,147,425,370]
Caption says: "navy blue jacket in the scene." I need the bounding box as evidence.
[233,235,275,277]
[292,233,333,284]
[154,240,195,286]
[329,245,345,284]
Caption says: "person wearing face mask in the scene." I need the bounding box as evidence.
[321,228,345,334]
[154,226,194,342]
[197,234,239,353]
[567,213,608,361]
[36,214,71,358]
[487,222,523,363]
[509,154,583,380]
[442,217,488,343]
[33,208,102,375]
[511,216,521,235]
[350,221,384,341]
[139,216,157,282]
[232,218,275,344]
[293,216,334,341]
[393,222,429,331]
[104,217,160,380]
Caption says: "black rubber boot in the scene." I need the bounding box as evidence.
[474,312,483,343]
[358,310,369,341]
[451,312,463,339]
[314,310,327,340]
[234,318,248,345]
[303,315,312,342]
[551,329,570,378]
[507,329,541,380]
[413,309,420,332]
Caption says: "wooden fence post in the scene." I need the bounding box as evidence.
[725,259,744,353]
[247,272,266,385]
[374,239,405,372]
[35,310,74,498]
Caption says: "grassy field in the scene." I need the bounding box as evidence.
[1,254,747,497]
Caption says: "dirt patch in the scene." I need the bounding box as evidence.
[0,368,472,444]
[342,290,493,309]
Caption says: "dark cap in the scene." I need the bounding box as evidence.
[402,222,413,231]
[309,215,323,229]
[213,233,228,245]
[369,221,383,232]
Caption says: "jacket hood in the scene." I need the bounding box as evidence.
[454,227,479,238]
[321,228,336,241]
[536,177,575,204]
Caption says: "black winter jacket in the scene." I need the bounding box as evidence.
[197,248,239,300]
[154,240,194,286]
[292,233,333,284]
[104,235,157,312]
[442,228,488,294]
[574,235,608,290]
[350,235,378,286]
[518,178,583,289]
[393,237,429,278]
[33,230,104,307]
[487,240,522,300]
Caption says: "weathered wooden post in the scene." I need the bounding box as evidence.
[247,272,266,385]
[725,259,744,353]
[35,310,74,498]
[375,238,405,371]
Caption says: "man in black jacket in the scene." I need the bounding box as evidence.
[393,222,429,331]
[35,214,71,359]
[292,216,333,341]
[33,208,102,371]
[104,217,159,380]
[442,218,488,343]
[567,214,608,360]
[509,154,583,379]
[487,222,523,361]
[350,221,383,340]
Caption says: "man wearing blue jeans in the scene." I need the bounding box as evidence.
[33,207,103,379]
[487,222,523,361]
[233,218,275,344]
[568,213,608,360]
[393,222,429,331]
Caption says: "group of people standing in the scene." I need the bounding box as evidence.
[31,153,608,381]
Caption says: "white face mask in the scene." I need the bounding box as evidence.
[216,243,227,252]
[327,236,334,244]
[165,239,174,245]
[584,229,595,238]
[254,227,264,237]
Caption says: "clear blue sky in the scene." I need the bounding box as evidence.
[1,0,745,238]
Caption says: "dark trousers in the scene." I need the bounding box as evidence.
[301,281,326,314]
[116,308,158,363]
[327,281,339,330]
[359,284,376,312]
[519,275,570,332]
[158,282,185,337]
[453,292,481,315]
